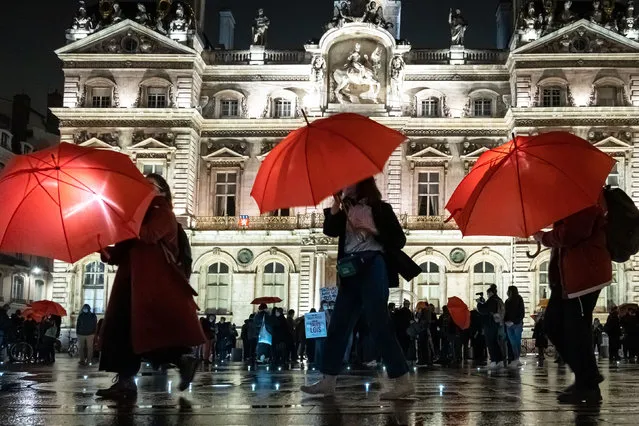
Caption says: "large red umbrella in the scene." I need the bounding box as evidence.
[447,297,470,330]
[251,113,406,213]
[29,300,68,317]
[0,143,156,263]
[20,307,45,322]
[446,132,615,238]
[251,297,282,305]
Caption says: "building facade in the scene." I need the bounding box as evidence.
[50,0,639,327]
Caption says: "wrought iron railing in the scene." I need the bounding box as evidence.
[195,214,458,231]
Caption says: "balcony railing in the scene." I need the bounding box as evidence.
[264,50,312,64]
[208,50,251,65]
[195,214,458,231]
[406,49,451,64]
[407,49,507,65]
[207,50,311,65]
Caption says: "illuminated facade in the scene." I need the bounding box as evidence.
[50,0,639,328]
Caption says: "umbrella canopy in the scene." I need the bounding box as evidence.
[446,132,615,238]
[251,296,282,305]
[251,113,406,213]
[447,296,470,330]
[0,143,157,263]
[29,300,67,317]
[20,307,45,322]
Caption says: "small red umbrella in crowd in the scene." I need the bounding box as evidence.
[20,307,45,322]
[446,132,615,239]
[251,297,283,305]
[0,143,157,263]
[28,300,68,317]
[251,113,406,213]
[447,296,471,330]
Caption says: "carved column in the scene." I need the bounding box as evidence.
[386,146,403,212]
[298,253,314,313]
[314,252,326,309]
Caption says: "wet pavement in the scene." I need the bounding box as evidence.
[0,356,638,425]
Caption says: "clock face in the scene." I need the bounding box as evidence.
[450,248,466,264]
[237,249,254,265]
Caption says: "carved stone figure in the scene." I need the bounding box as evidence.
[449,8,468,45]
[327,1,353,29]
[363,1,393,30]
[135,3,151,27]
[252,8,270,46]
[622,1,639,40]
[332,42,382,104]
[603,0,619,32]
[155,14,168,35]
[112,2,123,24]
[541,0,556,35]
[591,0,603,24]
[170,3,191,32]
[71,1,95,32]
[310,55,326,84]
[560,0,576,25]
[390,55,405,99]
[519,2,543,42]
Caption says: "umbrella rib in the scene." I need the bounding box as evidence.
[512,137,529,237]
[304,128,318,206]
[55,160,74,262]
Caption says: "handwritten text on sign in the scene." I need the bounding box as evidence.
[305,312,327,339]
[320,287,338,303]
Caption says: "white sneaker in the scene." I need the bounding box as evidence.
[497,361,505,368]
[300,375,337,396]
[488,362,498,369]
[515,358,522,367]
[380,374,415,400]
[365,360,378,368]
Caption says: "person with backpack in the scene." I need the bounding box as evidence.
[533,198,611,405]
[504,286,525,368]
[95,173,205,400]
[477,284,505,369]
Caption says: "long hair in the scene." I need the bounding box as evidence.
[146,173,173,207]
[507,285,519,298]
[354,177,382,204]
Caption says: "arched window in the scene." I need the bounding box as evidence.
[11,276,25,302]
[472,261,496,294]
[536,77,569,107]
[262,261,287,303]
[416,262,441,310]
[538,261,550,301]
[206,262,231,313]
[85,77,117,108]
[83,261,106,313]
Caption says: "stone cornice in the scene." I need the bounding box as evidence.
[404,73,509,82]
[506,107,639,128]
[51,108,203,129]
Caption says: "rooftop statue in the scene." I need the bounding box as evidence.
[252,8,270,46]
[449,8,468,45]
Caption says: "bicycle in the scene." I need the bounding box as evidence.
[67,337,79,357]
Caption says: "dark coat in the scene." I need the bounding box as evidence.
[76,306,98,336]
[541,205,612,299]
[323,202,421,288]
[394,307,414,337]
[200,317,215,340]
[100,196,205,354]
[533,318,548,349]
[605,312,621,338]
[504,295,525,324]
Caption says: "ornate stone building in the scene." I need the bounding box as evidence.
[50,0,639,328]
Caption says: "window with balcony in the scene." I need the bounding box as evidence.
[596,86,621,106]
[83,261,106,313]
[220,100,239,117]
[420,98,440,117]
[473,98,493,117]
[541,87,563,107]
[274,99,293,118]
[416,262,441,310]
[147,87,167,108]
[214,171,237,217]
[268,209,291,217]
[206,262,231,313]
[11,275,24,302]
[417,171,440,216]
[91,87,112,108]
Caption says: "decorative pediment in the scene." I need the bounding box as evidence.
[592,136,632,161]
[257,140,280,161]
[513,20,639,55]
[56,20,197,56]
[202,147,249,168]
[131,131,176,147]
[74,131,119,148]
[406,142,452,169]
[78,138,120,151]
[130,138,175,151]
[461,141,500,173]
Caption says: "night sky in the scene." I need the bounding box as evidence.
[0,0,500,113]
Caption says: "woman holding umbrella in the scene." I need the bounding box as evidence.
[96,174,205,400]
[301,178,420,399]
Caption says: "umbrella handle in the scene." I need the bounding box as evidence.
[526,242,542,259]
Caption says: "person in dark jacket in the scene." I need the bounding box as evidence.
[199,315,215,363]
[0,305,10,361]
[533,312,548,362]
[76,304,98,366]
[605,306,622,361]
[271,308,289,366]
[592,318,604,355]
[469,309,487,364]
[438,305,461,366]
[301,178,420,399]
[286,309,298,363]
[477,284,505,368]
[394,300,414,358]
[534,201,611,404]
[241,314,257,362]
[216,317,231,360]
[504,286,525,368]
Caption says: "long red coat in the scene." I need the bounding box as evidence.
[541,204,612,299]
[101,196,205,354]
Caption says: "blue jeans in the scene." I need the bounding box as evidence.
[506,322,523,360]
[321,254,409,379]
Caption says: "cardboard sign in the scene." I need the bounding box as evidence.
[320,287,338,303]
[305,312,327,339]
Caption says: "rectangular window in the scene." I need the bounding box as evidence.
[215,172,237,217]
[597,87,619,107]
[473,99,492,117]
[34,280,45,301]
[269,209,291,217]
[417,171,440,216]
[141,163,165,177]
[147,88,167,108]
[421,99,440,117]
[538,261,550,301]
[11,276,24,302]
[83,288,105,314]
[274,100,293,118]
[21,143,33,154]
[607,162,620,188]
[91,88,112,108]
[220,100,239,117]
[542,87,562,107]
[0,132,9,149]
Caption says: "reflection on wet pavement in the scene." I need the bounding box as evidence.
[1,357,638,425]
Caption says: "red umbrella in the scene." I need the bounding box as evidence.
[20,308,45,322]
[251,297,283,305]
[446,132,615,238]
[447,296,470,330]
[0,143,156,263]
[29,300,68,317]
[251,113,406,213]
